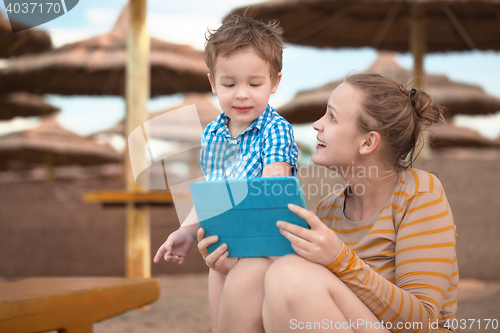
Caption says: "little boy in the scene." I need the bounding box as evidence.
[154,14,297,265]
[153,15,298,330]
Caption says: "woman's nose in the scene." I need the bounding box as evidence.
[312,119,323,131]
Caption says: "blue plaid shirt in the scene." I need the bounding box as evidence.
[200,105,298,180]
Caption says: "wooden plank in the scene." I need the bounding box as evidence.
[0,277,160,333]
[83,190,173,204]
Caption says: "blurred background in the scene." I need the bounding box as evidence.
[1,1,499,332]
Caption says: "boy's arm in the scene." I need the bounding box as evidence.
[262,161,292,177]
[180,206,200,234]
[153,207,199,264]
[261,118,299,177]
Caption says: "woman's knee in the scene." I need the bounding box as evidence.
[265,255,317,300]
[265,254,345,302]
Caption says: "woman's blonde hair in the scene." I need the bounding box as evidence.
[345,73,445,168]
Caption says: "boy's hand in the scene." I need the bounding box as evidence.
[153,229,196,265]
[197,228,238,276]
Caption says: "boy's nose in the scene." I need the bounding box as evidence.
[235,87,249,99]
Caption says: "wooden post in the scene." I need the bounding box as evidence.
[410,4,430,159]
[410,4,426,89]
[45,153,54,182]
[125,0,150,278]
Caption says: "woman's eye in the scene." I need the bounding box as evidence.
[326,111,335,122]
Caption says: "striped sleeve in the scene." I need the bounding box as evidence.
[326,183,456,332]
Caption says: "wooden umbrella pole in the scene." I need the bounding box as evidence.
[45,152,54,182]
[125,0,151,278]
[410,4,431,160]
[410,4,426,89]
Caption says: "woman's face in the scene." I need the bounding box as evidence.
[311,82,366,168]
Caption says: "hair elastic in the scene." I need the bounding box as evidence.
[410,88,417,108]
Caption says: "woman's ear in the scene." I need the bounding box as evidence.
[359,131,381,155]
[207,73,217,94]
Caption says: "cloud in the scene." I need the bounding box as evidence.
[453,112,500,140]
[47,27,100,47]
[0,117,41,138]
[84,8,114,26]
[148,14,221,50]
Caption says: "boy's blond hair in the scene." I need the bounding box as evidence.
[205,15,284,84]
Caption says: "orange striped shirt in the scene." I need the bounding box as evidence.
[318,168,458,333]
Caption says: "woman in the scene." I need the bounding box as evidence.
[198,73,458,333]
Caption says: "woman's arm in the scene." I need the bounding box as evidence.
[279,189,456,332]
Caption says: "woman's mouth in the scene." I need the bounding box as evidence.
[316,139,326,149]
[234,106,252,113]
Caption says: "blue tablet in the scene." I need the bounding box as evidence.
[190,177,309,257]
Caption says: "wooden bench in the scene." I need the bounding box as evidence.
[83,190,174,207]
[0,277,160,333]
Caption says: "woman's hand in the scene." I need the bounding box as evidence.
[197,228,238,276]
[277,203,343,266]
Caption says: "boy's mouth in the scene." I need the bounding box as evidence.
[233,106,252,113]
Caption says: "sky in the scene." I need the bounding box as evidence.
[1,0,499,146]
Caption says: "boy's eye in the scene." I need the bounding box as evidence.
[250,84,261,87]
[223,84,235,87]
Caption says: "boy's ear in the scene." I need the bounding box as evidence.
[271,72,282,93]
[207,73,217,94]
[359,131,381,155]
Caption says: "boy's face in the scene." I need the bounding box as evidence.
[208,46,281,135]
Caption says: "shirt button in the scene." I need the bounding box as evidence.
[225,170,231,176]
[242,156,248,161]
[231,139,237,144]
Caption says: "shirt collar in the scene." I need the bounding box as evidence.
[207,112,228,133]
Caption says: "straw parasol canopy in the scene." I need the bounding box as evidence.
[278,52,500,123]
[0,113,120,173]
[0,12,52,58]
[231,0,500,52]
[103,93,221,141]
[0,92,59,120]
[0,5,210,97]
[231,0,500,87]
[427,123,500,148]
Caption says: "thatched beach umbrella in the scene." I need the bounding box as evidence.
[428,123,500,149]
[232,0,500,87]
[104,93,220,141]
[0,114,120,179]
[0,5,210,97]
[150,93,221,132]
[278,52,500,123]
[0,92,59,120]
[0,12,52,58]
